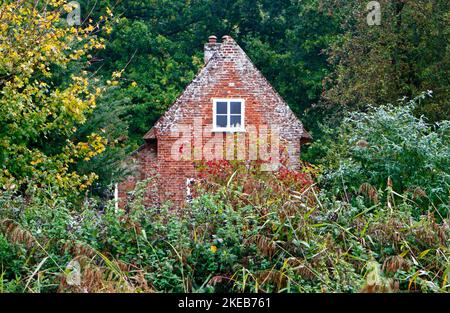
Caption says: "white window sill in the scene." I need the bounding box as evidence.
[212,128,246,133]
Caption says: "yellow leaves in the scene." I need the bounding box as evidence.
[48,0,65,8]
[112,70,123,79]
[0,1,110,194]
[106,7,113,17]
[109,70,124,86]
[105,25,113,35]
[56,173,62,182]
[76,134,107,162]
[130,81,138,88]
[38,81,48,89]
[210,245,218,253]
[94,42,106,50]
[106,79,118,87]
[30,158,44,166]
[13,75,24,89]
[89,134,107,153]
[37,62,46,72]
[85,25,95,33]
[69,49,86,61]
[41,44,53,53]
[62,3,76,13]
[1,0,110,80]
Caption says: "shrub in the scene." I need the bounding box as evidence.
[312,93,449,216]
[0,160,447,293]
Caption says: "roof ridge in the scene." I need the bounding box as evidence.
[143,36,310,141]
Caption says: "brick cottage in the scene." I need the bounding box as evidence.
[119,35,311,206]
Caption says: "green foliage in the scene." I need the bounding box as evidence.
[0,162,447,293]
[0,0,448,295]
[0,1,108,194]
[76,0,340,149]
[323,0,449,121]
[311,93,449,216]
[63,0,343,187]
[74,87,135,190]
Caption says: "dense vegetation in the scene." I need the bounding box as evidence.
[0,0,448,293]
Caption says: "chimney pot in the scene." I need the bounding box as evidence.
[222,35,231,42]
[208,35,217,44]
[204,35,221,64]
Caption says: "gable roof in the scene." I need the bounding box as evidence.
[143,35,311,141]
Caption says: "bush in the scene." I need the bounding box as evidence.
[0,162,447,293]
[311,93,449,216]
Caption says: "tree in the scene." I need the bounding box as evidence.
[315,93,449,215]
[323,0,449,121]
[78,0,340,147]
[0,0,109,195]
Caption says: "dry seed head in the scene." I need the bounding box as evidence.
[356,139,369,148]
[359,183,379,203]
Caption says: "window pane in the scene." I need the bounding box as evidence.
[230,115,242,128]
[216,102,227,114]
[216,115,227,128]
[230,101,241,114]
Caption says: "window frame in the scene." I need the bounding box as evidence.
[212,98,246,132]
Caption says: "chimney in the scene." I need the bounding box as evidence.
[204,35,220,64]
[222,35,232,42]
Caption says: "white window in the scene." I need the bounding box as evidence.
[212,98,245,132]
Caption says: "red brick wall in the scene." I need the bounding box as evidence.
[119,36,306,207]
[118,142,161,207]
